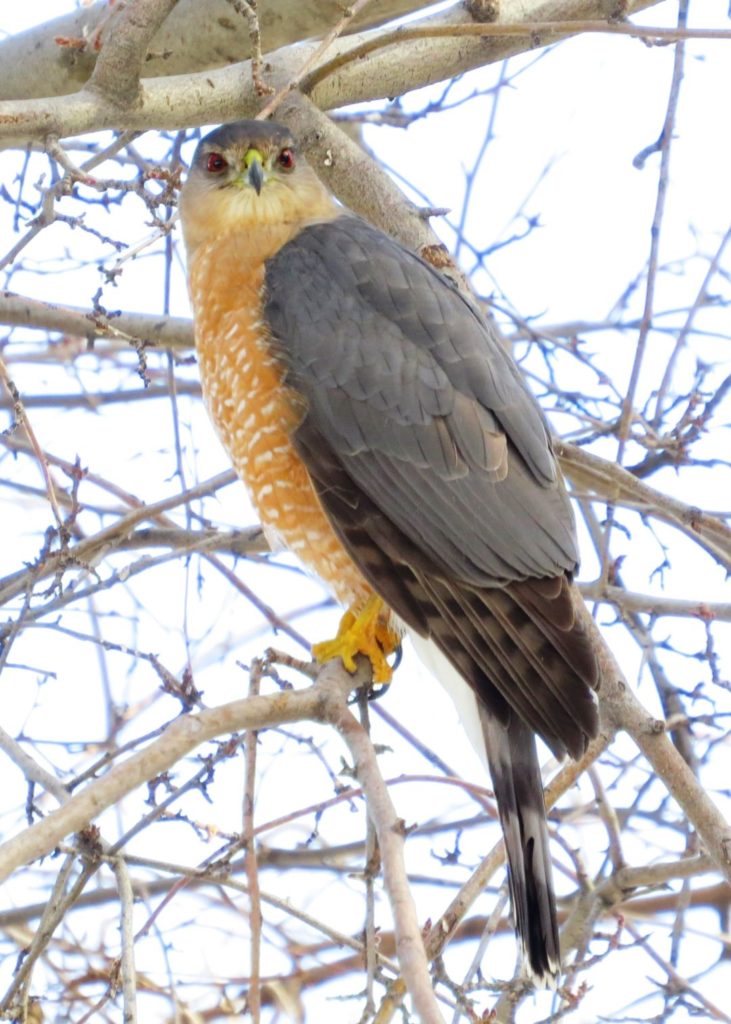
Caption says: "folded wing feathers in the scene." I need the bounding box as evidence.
[264,215,602,986]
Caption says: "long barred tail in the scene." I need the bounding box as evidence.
[408,632,564,986]
[480,710,560,985]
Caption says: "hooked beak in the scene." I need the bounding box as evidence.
[244,148,265,196]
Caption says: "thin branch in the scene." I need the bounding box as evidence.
[256,0,376,121]
[243,659,263,1024]
[576,596,731,885]
[0,290,194,349]
[0,354,65,529]
[112,856,139,1024]
[324,684,446,1024]
[358,691,379,1020]
[616,0,688,458]
[0,723,69,805]
[303,15,731,94]
[223,0,274,97]
[577,584,731,622]
[623,919,731,1022]
[555,441,731,571]
[0,470,240,608]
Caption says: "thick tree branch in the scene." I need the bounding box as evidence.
[0,0,428,102]
[0,2,662,146]
[85,0,181,109]
[278,94,454,271]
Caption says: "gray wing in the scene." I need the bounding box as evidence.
[264,215,599,984]
[264,214,598,750]
[264,215,578,588]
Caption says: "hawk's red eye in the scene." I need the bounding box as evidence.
[278,148,295,171]
[206,152,228,174]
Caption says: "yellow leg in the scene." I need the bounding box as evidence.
[312,595,400,684]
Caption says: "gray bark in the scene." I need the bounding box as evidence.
[0,0,428,101]
[0,1,662,148]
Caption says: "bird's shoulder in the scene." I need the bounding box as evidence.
[265,215,557,488]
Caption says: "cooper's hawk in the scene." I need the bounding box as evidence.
[179,120,599,985]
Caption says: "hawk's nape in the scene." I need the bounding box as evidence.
[180,121,600,986]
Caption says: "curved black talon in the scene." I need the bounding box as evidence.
[347,644,402,704]
[366,680,390,701]
[348,679,390,705]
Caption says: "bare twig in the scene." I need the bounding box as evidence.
[0,290,194,348]
[617,0,689,454]
[224,0,274,97]
[0,354,65,529]
[256,0,376,121]
[243,659,263,1023]
[112,856,139,1024]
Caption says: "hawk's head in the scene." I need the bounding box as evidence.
[180,120,337,256]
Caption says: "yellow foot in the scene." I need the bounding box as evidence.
[312,595,401,684]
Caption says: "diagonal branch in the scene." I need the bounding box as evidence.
[556,441,731,571]
[86,0,181,108]
[574,596,731,884]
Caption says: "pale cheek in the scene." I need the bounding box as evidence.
[181,173,335,252]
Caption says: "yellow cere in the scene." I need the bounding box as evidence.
[243,147,265,169]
